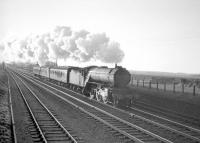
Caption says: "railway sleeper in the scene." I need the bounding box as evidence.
[115,124,130,128]
[43,128,63,132]
[41,126,61,129]
[119,127,136,131]
[141,135,156,140]
[31,134,41,139]
[46,137,71,141]
[39,122,58,125]
[110,123,128,127]
[48,141,73,143]
[44,130,64,133]
[45,133,69,138]
[128,132,147,137]
[128,132,143,136]
[134,134,152,139]
[29,130,39,134]
[38,121,56,124]
[37,119,55,122]
[35,114,52,117]
[117,135,129,139]
[32,138,42,142]
[113,132,124,136]
[29,131,39,135]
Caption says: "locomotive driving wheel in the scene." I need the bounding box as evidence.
[96,93,108,104]
[96,93,102,102]
[89,92,94,100]
[102,98,108,104]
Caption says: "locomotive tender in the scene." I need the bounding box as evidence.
[33,65,131,105]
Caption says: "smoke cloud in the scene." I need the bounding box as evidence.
[0,43,5,51]
[1,26,125,66]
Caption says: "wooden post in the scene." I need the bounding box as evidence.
[173,82,175,93]
[193,85,196,96]
[149,81,151,89]
[157,81,159,90]
[182,83,184,93]
[164,82,166,92]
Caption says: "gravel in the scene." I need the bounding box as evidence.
[0,68,11,143]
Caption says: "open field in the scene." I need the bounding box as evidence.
[130,70,200,95]
[129,85,200,119]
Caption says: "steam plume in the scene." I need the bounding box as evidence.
[1,26,125,66]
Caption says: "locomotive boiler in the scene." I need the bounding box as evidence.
[83,66,131,103]
[88,66,131,87]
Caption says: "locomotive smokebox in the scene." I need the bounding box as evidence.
[114,66,131,87]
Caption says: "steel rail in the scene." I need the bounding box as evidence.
[14,72,78,143]
[7,75,17,143]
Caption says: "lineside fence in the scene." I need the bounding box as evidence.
[130,78,200,96]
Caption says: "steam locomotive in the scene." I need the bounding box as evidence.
[33,65,132,105]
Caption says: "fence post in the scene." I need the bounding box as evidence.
[193,85,196,96]
[149,81,151,89]
[157,81,159,90]
[182,83,184,93]
[132,76,134,85]
[173,82,175,93]
[164,82,166,92]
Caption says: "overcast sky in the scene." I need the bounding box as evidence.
[1,0,200,73]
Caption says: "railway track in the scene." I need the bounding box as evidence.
[9,71,79,143]
[11,68,174,143]
[10,68,200,143]
[132,101,200,128]
[7,75,17,143]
